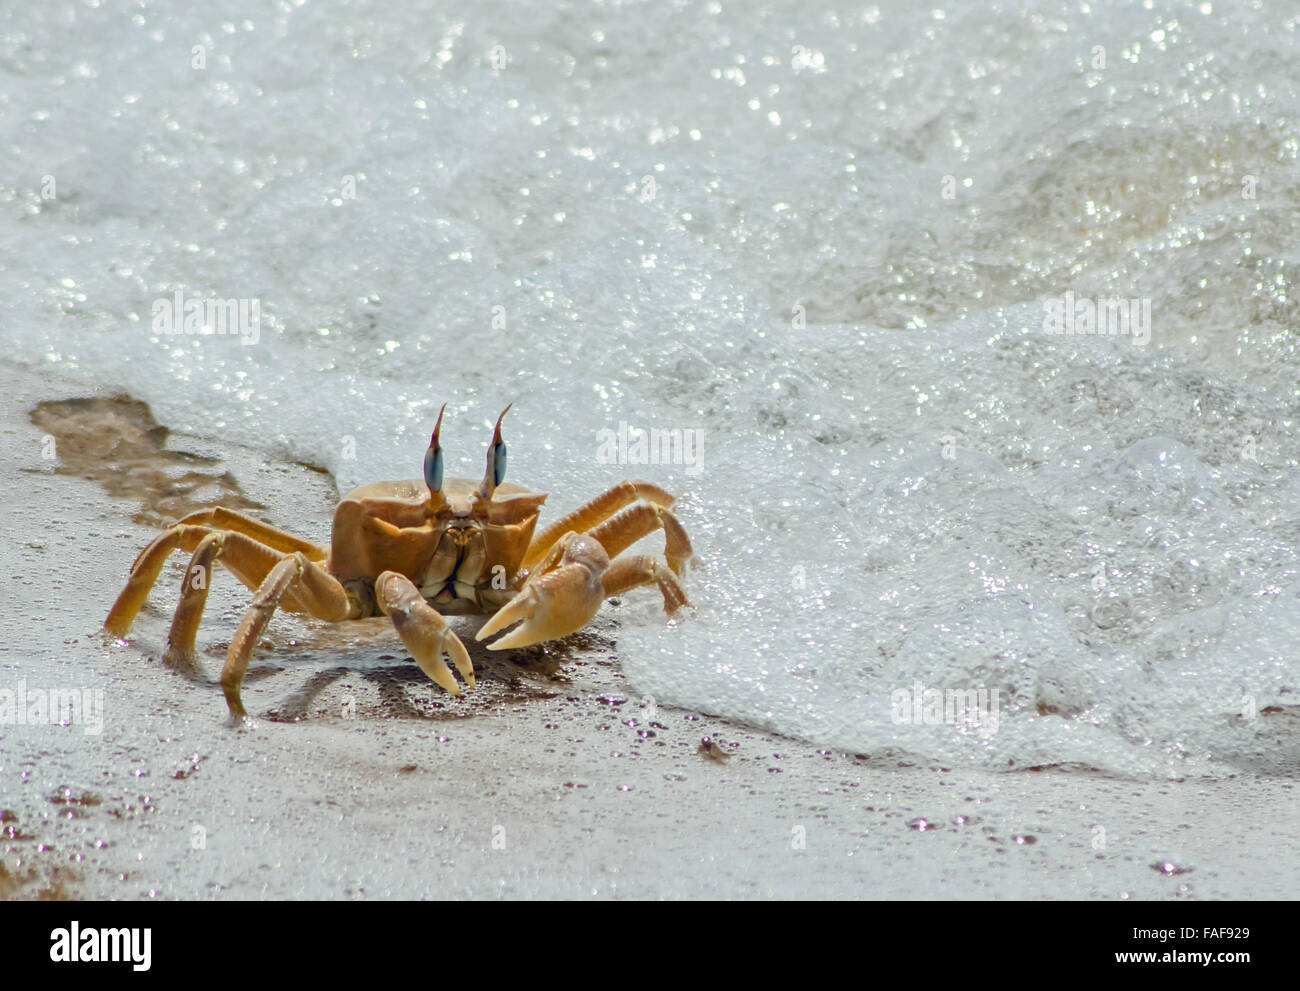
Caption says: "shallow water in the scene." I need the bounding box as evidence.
[2,0,1298,778]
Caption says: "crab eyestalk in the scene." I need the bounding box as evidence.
[423,403,446,499]
[475,404,512,503]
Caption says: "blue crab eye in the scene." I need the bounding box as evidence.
[492,441,507,486]
[424,445,444,492]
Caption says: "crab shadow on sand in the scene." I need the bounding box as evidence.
[150,616,621,723]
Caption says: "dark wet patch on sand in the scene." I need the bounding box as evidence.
[29,395,263,527]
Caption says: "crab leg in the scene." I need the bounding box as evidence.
[165,533,355,667]
[221,556,300,717]
[602,554,690,614]
[163,532,225,668]
[170,507,327,561]
[375,571,475,697]
[477,533,611,650]
[106,517,325,638]
[105,524,217,637]
[585,501,693,576]
[522,480,675,569]
[220,551,356,717]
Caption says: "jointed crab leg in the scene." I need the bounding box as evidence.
[602,554,690,614]
[163,531,225,667]
[170,507,327,561]
[220,551,356,717]
[164,530,356,668]
[106,524,304,639]
[586,501,693,576]
[105,524,216,637]
[105,517,356,715]
[522,480,675,569]
[375,572,475,696]
[221,555,299,717]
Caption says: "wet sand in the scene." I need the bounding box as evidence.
[2,360,1296,900]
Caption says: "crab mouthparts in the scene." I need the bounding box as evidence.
[447,524,478,546]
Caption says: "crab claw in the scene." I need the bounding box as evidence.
[376,571,475,695]
[477,534,610,650]
[408,620,474,695]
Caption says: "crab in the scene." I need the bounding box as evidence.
[103,405,693,717]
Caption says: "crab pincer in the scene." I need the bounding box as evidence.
[476,534,610,650]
